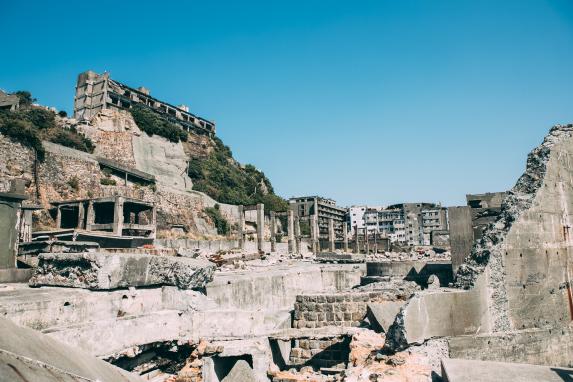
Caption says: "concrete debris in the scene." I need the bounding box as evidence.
[29,252,215,290]
[221,359,257,382]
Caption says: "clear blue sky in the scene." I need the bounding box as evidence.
[2,0,573,207]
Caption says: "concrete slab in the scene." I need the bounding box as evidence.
[220,359,256,382]
[315,252,366,263]
[29,252,215,290]
[441,358,573,382]
[0,317,142,382]
[0,268,33,283]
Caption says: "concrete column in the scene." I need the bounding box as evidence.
[55,207,61,229]
[364,227,369,254]
[343,222,349,252]
[86,201,94,231]
[238,205,245,250]
[295,217,301,254]
[288,210,295,254]
[310,215,318,254]
[328,218,335,252]
[314,215,320,252]
[256,203,264,252]
[150,205,157,239]
[113,196,124,236]
[270,211,276,252]
[77,203,85,229]
[354,225,359,254]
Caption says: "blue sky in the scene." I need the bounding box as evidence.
[2,0,573,207]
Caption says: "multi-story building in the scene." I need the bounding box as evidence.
[289,196,347,240]
[359,203,448,246]
[73,70,215,136]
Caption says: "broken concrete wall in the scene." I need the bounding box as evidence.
[205,264,364,311]
[386,124,573,355]
[456,124,573,332]
[29,252,215,290]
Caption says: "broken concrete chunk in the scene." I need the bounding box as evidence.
[220,359,256,382]
[366,301,405,333]
[29,252,215,290]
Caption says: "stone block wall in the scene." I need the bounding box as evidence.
[288,336,350,369]
[293,291,391,328]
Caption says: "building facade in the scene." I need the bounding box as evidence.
[73,71,215,136]
[359,202,448,246]
[289,196,347,240]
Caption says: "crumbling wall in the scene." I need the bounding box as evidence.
[456,124,573,332]
[386,124,573,354]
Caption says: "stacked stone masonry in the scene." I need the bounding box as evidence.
[288,336,350,369]
[293,291,395,328]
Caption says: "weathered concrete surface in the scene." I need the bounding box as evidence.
[315,252,366,263]
[0,268,33,283]
[0,317,142,382]
[387,124,573,358]
[441,358,573,382]
[448,325,573,367]
[366,261,453,287]
[220,359,256,382]
[206,263,364,311]
[456,124,573,332]
[366,301,404,332]
[29,252,215,290]
[385,278,490,350]
[448,206,473,274]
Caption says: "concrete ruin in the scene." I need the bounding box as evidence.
[2,69,573,382]
[383,124,573,373]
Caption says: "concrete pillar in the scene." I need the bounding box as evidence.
[238,205,245,250]
[113,196,124,236]
[295,217,301,254]
[328,218,335,252]
[86,201,94,231]
[343,222,349,252]
[310,215,318,254]
[354,225,359,254]
[270,211,276,252]
[365,227,369,254]
[150,205,157,239]
[256,203,264,252]
[55,206,61,229]
[288,210,295,254]
[77,203,85,229]
[313,214,320,252]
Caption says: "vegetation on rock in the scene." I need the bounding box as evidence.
[188,136,288,212]
[0,91,95,160]
[204,204,230,235]
[130,105,188,143]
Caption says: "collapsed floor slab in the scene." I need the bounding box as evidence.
[29,252,215,290]
[0,317,143,382]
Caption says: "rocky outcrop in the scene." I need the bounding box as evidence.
[29,252,215,290]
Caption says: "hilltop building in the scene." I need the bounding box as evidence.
[73,70,215,136]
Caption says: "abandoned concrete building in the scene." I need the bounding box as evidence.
[289,196,347,240]
[362,203,448,246]
[2,69,573,382]
[73,70,215,136]
[0,89,20,111]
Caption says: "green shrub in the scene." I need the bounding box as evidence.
[130,105,187,143]
[204,204,229,235]
[100,178,117,186]
[50,130,95,153]
[25,108,55,130]
[14,91,35,107]
[189,136,288,212]
[0,118,45,161]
